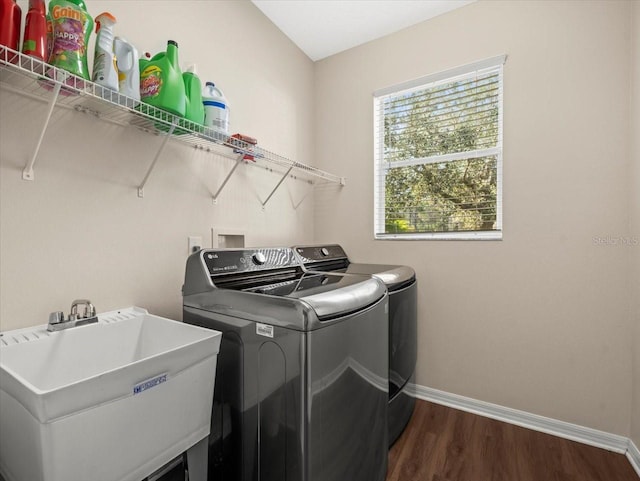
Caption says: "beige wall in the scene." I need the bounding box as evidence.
[314,0,634,435]
[631,0,640,450]
[1,0,638,443]
[0,1,315,330]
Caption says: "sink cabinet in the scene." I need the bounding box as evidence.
[0,307,221,481]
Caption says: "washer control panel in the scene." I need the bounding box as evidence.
[202,248,298,275]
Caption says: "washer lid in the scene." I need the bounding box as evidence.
[344,264,416,291]
[295,274,385,320]
[184,273,386,330]
[183,248,387,328]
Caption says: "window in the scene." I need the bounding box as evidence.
[373,55,506,240]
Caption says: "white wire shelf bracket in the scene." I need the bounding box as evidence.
[211,154,245,204]
[0,46,345,196]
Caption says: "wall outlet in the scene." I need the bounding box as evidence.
[188,236,203,255]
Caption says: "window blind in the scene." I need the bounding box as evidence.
[373,56,505,240]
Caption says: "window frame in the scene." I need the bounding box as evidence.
[373,55,506,241]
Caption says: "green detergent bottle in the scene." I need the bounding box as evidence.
[139,40,185,118]
[48,0,93,80]
[182,64,204,125]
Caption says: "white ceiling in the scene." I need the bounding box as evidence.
[251,0,475,61]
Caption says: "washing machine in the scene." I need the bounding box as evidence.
[182,247,389,481]
[292,244,417,446]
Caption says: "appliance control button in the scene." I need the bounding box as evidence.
[320,247,330,256]
[252,252,266,265]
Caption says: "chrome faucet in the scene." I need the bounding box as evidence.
[47,299,98,332]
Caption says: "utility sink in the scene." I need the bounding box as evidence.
[0,307,221,481]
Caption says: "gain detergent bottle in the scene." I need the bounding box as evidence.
[139,40,185,117]
[48,0,93,79]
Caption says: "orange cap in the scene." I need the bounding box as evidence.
[95,12,117,32]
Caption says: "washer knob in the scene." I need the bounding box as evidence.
[252,252,266,265]
[320,247,330,256]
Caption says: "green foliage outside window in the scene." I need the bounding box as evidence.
[379,70,501,235]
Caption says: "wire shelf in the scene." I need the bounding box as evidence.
[0,46,345,191]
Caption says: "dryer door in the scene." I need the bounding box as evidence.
[388,281,417,400]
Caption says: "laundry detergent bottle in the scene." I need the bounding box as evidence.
[48,0,93,79]
[139,40,185,117]
[22,0,47,61]
[92,12,118,91]
[183,64,204,125]
[114,36,140,102]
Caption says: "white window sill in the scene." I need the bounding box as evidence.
[374,231,503,241]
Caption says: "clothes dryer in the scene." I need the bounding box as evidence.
[293,244,417,446]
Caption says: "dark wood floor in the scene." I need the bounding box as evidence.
[388,400,639,481]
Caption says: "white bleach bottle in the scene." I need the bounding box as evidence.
[92,12,119,92]
[114,36,140,104]
[202,82,229,135]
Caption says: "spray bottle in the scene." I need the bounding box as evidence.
[92,12,118,91]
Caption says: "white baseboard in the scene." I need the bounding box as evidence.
[628,439,640,478]
[412,384,631,455]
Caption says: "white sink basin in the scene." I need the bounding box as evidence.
[0,307,221,481]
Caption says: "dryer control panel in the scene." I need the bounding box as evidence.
[293,244,349,270]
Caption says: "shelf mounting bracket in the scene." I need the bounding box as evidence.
[212,154,244,204]
[261,165,294,209]
[137,120,178,198]
[291,187,313,210]
[22,82,62,181]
